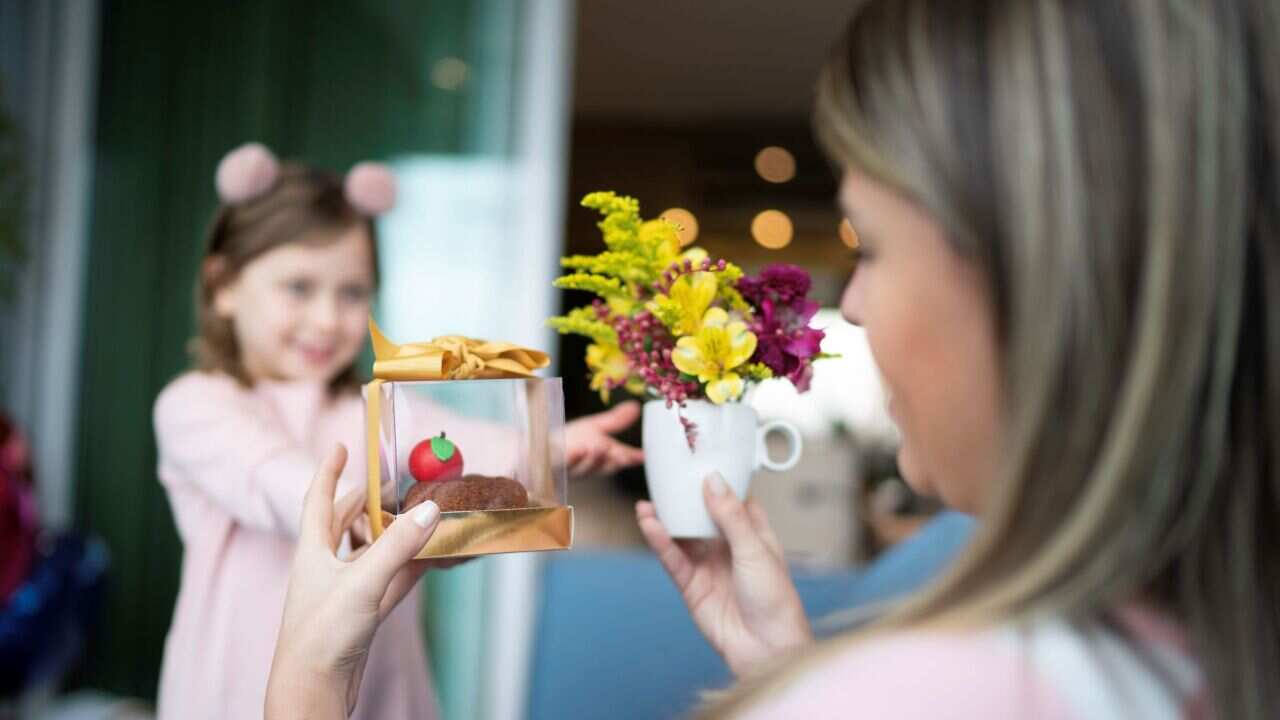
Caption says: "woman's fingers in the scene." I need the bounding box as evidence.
[332,486,369,551]
[354,501,440,591]
[636,500,695,589]
[745,498,783,558]
[302,444,347,549]
[378,559,433,620]
[347,514,373,552]
[702,474,771,564]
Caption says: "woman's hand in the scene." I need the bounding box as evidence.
[636,474,812,678]
[266,445,441,720]
[565,400,645,478]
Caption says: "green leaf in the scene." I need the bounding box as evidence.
[430,434,457,462]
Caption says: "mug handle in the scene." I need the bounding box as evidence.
[755,419,802,472]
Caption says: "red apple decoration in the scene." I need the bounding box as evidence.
[409,432,464,484]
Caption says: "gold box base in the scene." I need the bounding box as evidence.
[381,505,575,559]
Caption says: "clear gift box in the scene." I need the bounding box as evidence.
[362,321,572,558]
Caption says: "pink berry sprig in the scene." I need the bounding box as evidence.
[652,257,729,295]
[678,413,699,451]
[612,310,698,408]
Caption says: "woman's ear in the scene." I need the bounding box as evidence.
[204,256,237,318]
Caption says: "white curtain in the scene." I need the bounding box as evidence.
[374,2,575,718]
[0,0,100,530]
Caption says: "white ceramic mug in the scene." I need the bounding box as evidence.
[642,399,802,538]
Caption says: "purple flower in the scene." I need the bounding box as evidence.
[748,298,825,392]
[737,263,812,312]
[786,363,815,394]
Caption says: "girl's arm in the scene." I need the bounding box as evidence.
[154,374,334,537]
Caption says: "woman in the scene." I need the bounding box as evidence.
[270,1,1278,717]
[637,0,1278,717]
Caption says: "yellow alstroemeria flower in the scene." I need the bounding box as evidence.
[649,271,717,337]
[672,308,758,404]
[586,341,631,402]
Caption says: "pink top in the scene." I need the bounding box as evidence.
[153,372,442,720]
[742,606,1209,719]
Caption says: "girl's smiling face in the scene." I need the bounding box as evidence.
[213,225,374,385]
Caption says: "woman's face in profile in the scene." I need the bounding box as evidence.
[839,169,1002,513]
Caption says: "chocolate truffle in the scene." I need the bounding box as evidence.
[403,474,529,512]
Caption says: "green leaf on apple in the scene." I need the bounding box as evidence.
[430,435,456,462]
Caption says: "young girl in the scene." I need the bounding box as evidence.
[153,143,643,720]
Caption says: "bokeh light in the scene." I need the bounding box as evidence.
[431,57,469,91]
[751,210,793,249]
[660,208,699,246]
[753,146,796,183]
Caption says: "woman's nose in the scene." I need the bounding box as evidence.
[840,271,863,327]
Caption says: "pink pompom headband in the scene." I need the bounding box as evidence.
[213,142,397,216]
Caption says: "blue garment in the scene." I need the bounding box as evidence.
[844,511,974,608]
[0,533,109,697]
[526,512,974,720]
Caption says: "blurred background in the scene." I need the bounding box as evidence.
[0,1,950,718]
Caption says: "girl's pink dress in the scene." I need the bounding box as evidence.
[153,372,443,720]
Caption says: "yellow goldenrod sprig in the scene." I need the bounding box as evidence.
[552,272,627,299]
[739,362,774,381]
[547,306,618,344]
[560,251,653,285]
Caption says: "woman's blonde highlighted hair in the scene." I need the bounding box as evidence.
[711,1,1279,716]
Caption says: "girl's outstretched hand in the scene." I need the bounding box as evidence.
[565,400,645,478]
[266,444,441,720]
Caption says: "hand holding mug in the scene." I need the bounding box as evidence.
[643,401,802,537]
[636,473,812,678]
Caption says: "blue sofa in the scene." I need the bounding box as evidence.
[527,512,974,719]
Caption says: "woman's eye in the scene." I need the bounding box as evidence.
[285,279,313,297]
[850,246,873,267]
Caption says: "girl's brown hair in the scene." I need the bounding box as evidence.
[709,0,1279,717]
[191,163,380,390]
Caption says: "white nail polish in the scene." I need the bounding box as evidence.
[707,474,728,496]
[412,501,440,528]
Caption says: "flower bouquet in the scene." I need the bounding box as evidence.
[550,192,829,537]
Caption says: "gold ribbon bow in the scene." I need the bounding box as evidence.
[369,317,550,380]
[365,317,550,539]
